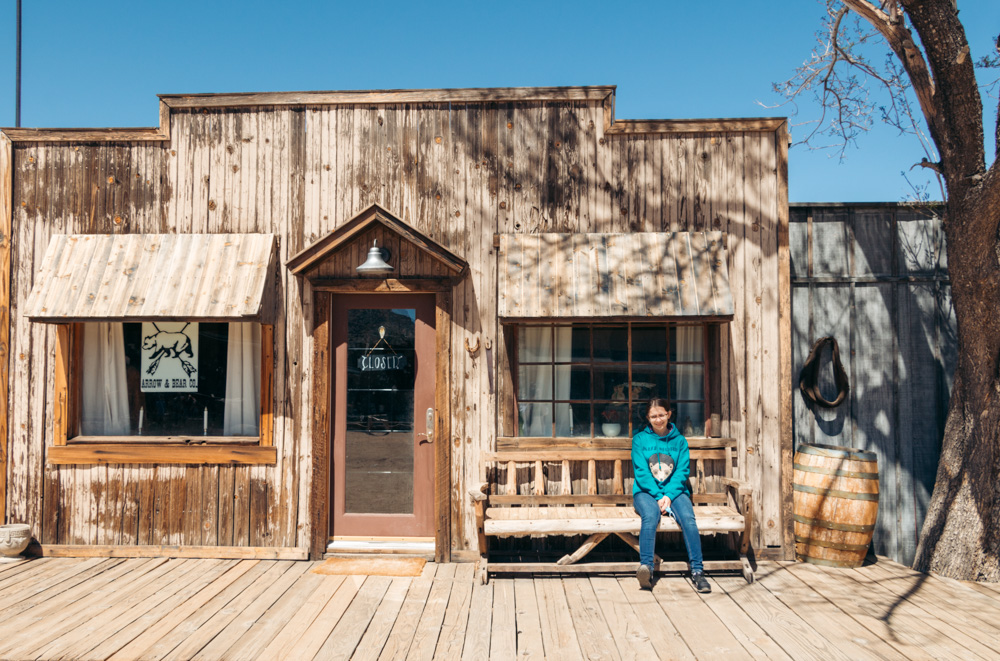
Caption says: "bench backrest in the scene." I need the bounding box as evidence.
[485,438,738,507]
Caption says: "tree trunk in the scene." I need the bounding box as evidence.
[913,175,1000,581]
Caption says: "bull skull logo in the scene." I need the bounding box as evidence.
[142,322,197,377]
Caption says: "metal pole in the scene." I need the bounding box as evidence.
[16,0,22,127]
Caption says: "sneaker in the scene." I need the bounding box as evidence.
[636,564,653,590]
[691,571,711,593]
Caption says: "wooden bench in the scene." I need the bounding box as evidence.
[470,438,754,584]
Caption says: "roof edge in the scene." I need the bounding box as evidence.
[159,85,618,108]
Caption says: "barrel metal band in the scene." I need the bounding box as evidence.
[796,444,877,463]
[794,483,879,501]
[793,463,879,480]
[795,553,864,568]
[795,535,871,552]
[793,514,875,533]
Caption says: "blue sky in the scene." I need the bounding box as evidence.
[2,1,997,202]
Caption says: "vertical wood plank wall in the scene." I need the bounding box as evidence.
[789,203,953,566]
[2,100,787,555]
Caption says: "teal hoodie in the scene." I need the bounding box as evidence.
[631,423,691,502]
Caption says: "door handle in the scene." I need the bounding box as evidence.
[422,408,435,444]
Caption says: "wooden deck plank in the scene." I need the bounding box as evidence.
[0,556,89,594]
[695,576,794,660]
[786,561,973,660]
[106,560,260,661]
[0,557,110,616]
[862,559,1000,632]
[563,576,622,660]
[190,560,313,660]
[254,573,348,661]
[488,578,517,661]
[213,570,324,660]
[352,577,412,661]
[406,563,456,661]
[534,576,584,660]
[0,558,163,658]
[588,576,659,661]
[511,575,546,660]
[33,558,213,660]
[615,575,698,661]
[314,575,393,660]
[848,563,1000,657]
[0,558,998,660]
[77,560,241,661]
[376,569,435,661]
[650,575,752,659]
[713,566,859,661]
[279,574,365,660]
[462,579,494,661]
[433,562,476,659]
[4,559,170,658]
[157,561,297,661]
[752,564,906,661]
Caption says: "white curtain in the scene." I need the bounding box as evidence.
[81,323,130,436]
[224,323,261,435]
[519,327,573,436]
[674,326,703,435]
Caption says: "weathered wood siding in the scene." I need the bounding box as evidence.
[3,96,788,555]
[790,203,954,566]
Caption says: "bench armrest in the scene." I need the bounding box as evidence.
[719,477,751,496]
[469,483,489,502]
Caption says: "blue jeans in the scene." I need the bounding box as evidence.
[633,491,704,573]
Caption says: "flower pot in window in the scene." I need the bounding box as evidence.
[601,423,622,437]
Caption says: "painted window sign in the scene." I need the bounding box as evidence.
[357,326,407,372]
[140,322,199,392]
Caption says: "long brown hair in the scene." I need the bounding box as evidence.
[645,398,672,421]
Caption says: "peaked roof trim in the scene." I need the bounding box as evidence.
[286,204,468,278]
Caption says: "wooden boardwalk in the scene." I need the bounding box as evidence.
[0,555,998,660]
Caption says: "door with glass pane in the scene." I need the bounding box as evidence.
[331,294,436,537]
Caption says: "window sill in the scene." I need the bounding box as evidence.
[47,443,276,465]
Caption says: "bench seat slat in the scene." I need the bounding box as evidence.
[483,513,746,536]
[485,505,738,520]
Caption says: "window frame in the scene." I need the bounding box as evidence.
[508,321,715,440]
[47,322,275,465]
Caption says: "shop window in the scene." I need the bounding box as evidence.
[513,323,709,438]
[49,321,274,464]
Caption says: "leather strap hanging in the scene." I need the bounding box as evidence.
[799,336,850,408]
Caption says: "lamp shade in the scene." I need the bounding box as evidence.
[356,240,394,274]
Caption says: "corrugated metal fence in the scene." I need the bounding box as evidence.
[790,203,955,566]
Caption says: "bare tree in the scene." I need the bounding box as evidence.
[777,0,1000,581]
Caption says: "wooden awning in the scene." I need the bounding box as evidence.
[25,233,278,323]
[498,232,733,319]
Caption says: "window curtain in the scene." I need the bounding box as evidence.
[674,326,703,435]
[81,323,130,436]
[224,323,261,435]
[519,327,573,436]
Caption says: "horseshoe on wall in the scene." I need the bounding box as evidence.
[465,336,481,356]
[799,336,850,408]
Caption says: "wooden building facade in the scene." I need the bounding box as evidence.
[0,87,791,562]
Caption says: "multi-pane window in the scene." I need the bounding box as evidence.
[515,323,708,438]
[75,321,262,439]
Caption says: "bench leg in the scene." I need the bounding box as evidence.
[615,532,663,568]
[740,554,754,583]
[557,533,609,566]
[478,555,489,584]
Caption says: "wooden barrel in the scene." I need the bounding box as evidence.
[793,443,879,568]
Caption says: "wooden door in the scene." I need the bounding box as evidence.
[331,294,436,538]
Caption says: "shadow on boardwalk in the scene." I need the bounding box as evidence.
[0,555,997,659]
